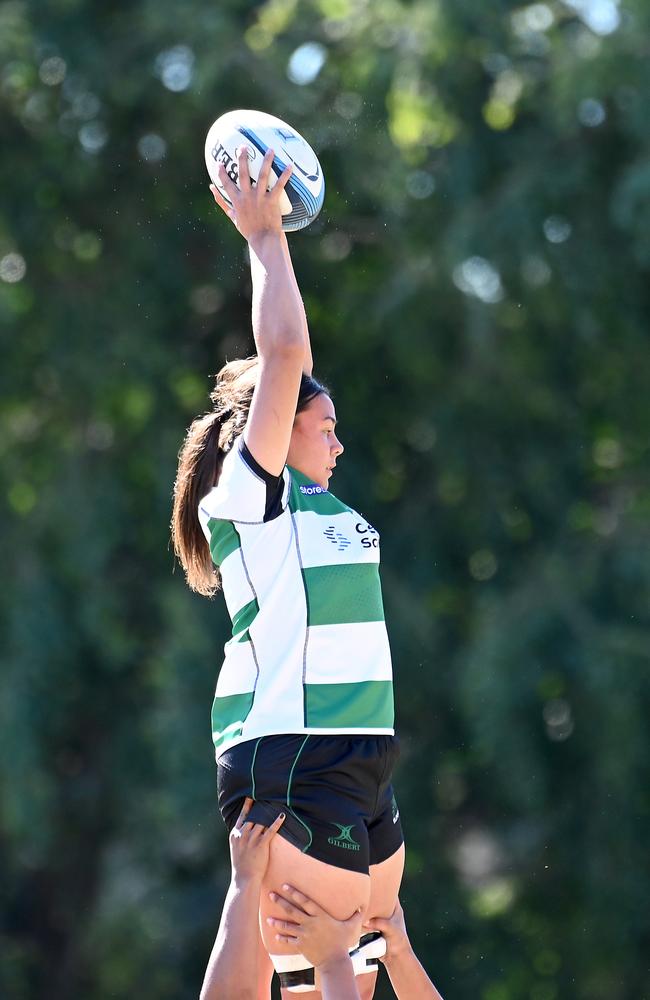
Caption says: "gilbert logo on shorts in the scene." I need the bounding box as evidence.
[328,823,361,851]
[299,483,327,495]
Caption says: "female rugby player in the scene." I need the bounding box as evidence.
[172,147,404,999]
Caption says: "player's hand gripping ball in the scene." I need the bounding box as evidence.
[205,109,325,232]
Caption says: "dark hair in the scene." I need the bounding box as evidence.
[171,356,328,597]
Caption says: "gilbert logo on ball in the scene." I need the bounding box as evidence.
[205,109,325,232]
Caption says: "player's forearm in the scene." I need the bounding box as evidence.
[248,232,305,359]
[384,946,445,1000]
[317,955,361,1000]
[280,231,313,374]
[200,876,262,1000]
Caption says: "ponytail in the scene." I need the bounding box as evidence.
[171,356,329,597]
[171,411,225,597]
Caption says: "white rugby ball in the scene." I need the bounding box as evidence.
[205,109,325,232]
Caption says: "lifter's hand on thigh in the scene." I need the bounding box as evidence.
[229,797,285,883]
[363,899,409,961]
[267,884,362,968]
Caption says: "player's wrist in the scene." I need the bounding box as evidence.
[382,939,415,967]
[247,228,283,253]
[230,869,264,889]
[317,950,355,975]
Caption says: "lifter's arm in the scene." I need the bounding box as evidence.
[364,900,445,1000]
[200,803,284,1000]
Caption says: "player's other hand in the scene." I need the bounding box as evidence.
[210,146,292,244]
[229,798,285,884]
[267,884,362,970]
[362,898,410,961]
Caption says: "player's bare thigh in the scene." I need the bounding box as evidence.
[260,834,369,950]
[368,841,405,918]
[260,836,405,1000]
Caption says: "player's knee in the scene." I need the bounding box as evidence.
[270,951,316,993]
[269,933,385,994]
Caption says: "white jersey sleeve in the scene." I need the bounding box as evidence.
[198,434,290,537]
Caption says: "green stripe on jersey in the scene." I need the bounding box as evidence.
[305,681,394,729]
[288,468,351,515]
[232,597,259,641]
[303,563,385,625]
[212,691,254,749]
[208,518,240,567]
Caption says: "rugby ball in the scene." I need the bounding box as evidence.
[205,109,325,232]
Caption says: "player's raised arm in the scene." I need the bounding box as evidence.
[281,230,313,376]
[211,147,306,476]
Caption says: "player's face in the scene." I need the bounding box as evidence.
[287,394,344,489]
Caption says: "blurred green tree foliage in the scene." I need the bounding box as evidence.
[1,0,649,997]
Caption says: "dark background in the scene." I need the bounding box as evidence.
[1,0,649,997]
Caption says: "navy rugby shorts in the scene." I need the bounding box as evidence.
[217,734,403,874]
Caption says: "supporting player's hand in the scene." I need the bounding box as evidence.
[229,798,285,884]
[362,898,410,961]
[266,884,362,970]
[210,146,293,244]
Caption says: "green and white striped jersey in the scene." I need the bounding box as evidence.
[199,436,394,758]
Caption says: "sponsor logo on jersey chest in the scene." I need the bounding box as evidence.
[356,521,380,549]
[324,526,351,551]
